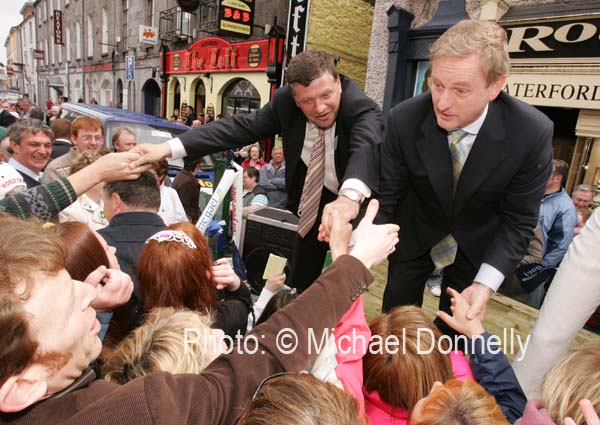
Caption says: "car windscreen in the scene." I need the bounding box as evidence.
[105,122,213,170]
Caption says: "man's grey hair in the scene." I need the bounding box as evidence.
[573,184,594,194]
[7,118,53,145]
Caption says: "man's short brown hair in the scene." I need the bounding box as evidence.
[429,20,509,85]
[51,118,72,140]
[286,50,338,91]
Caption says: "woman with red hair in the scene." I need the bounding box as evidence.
[138,222,252,337]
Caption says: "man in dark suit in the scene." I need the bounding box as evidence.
[133,50,384,291]
[378,20,553,327]
[50,118,73,160]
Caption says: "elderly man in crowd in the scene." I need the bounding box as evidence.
[43,116,105,183]
[571,184,594,212]
[259,146,287,209]
[7,119,52,188]
[112,128,137,153]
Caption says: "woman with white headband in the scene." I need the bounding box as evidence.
[136,222,252,339]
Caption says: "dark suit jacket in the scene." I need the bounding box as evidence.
[379,91,553,278]
[179,76,384,213]
[50,139,73,160]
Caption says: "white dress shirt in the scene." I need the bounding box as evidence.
[447,103,505,292]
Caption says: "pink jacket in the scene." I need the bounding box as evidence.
[364,351,474,425]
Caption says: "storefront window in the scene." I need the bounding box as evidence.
[222,78,260,117]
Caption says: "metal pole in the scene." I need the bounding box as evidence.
[81,0,86,102]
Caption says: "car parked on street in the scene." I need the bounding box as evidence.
[57,103,214,183]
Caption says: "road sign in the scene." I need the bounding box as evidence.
[126,56,135,81]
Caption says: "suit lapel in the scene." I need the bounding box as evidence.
[453,101,507,216]
[416,109,454,221]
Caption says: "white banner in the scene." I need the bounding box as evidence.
[230,162,244,247]
[195,162,244,247]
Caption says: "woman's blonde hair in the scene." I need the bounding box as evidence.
[101,307,214,384]
[429,20,509,85]
[238,373,365,425]
[540,341,600,425]
[413,379,508,425]
[363,306,452,411]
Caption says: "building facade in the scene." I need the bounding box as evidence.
[4,26,24,92]
[20,2,38,103]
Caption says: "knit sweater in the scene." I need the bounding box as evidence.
[0,177,77,222]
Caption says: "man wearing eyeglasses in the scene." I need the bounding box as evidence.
[42,116,105,183]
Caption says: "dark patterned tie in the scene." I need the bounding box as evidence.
[297,129,325,238]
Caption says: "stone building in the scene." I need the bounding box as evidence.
[4,26,24,93]
[366,0,600,202]
[22,0,375,119]
[19,2,38,103]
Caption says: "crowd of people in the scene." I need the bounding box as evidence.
[1,19,600,425]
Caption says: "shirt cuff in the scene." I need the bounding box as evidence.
[167,138,187,159]
[340,178,371,199]
[474,263,505,292]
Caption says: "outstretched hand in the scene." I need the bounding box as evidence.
[436,287,485,338]
[349,200,399,269]
[213,258,241,292]
[460,282,494,322]
[130,143,173,168]
[318,196,360,242]
[328,209,353,261]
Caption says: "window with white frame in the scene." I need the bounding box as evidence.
[44,1,47,21]
[87,15,93,57]
[147,0,154,26]
[45,39,49,65]
[101,8,108,55]
[76,22,81,60]
[50,36,54,65]
[122,0,128,50]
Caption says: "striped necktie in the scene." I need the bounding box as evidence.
[297,129,325,238]
[430,129,469,269]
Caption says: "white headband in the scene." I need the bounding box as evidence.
[146,230,197,249]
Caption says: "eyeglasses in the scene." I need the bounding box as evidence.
[79,134,103,142]
[251,371,291,400]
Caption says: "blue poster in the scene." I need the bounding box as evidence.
[126,56,135,81]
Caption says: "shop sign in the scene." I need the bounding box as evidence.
[176,0,200,13]
[165,37,268,73]
[139,25,158,45]
[505,74,600,110]
[218,0,254,38]
[286,0,309,63]
[54,10,63,45]
[506,18,600,59]
[33,49,45,60]
[247,44,262,68]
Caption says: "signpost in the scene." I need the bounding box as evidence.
[126,56,135,81]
